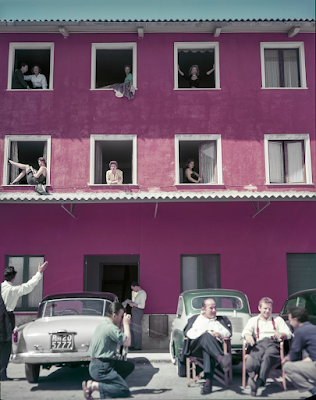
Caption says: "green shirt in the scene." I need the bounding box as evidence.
[89,318,126,359]
[124,73,133,83]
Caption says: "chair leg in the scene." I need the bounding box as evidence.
[242,342,247,388]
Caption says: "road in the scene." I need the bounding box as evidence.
[0,357,310,400]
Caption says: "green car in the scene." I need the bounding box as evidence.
[169,289,252,375]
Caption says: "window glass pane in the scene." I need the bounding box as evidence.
[264,49,280,87]
[8,257,24,308]
[28,257,44,308]
[287,254,316,295]
[201,255,220,288]
[283,50,299,87]
[182,256,198,291]
[268,141,284,183]
[286,141,304,183]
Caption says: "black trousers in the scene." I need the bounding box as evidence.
[0,312,15,379]
[188,333,223,382]
[247,338,280,383]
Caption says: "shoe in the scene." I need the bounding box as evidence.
[9,182,19,185]
[220,353,232,372]
[200,384,212,395]
[248,377,258,396]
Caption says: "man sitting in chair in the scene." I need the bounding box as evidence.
[180,298,232,395]
[242,297,292,396]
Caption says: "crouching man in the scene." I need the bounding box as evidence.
[180,298,232,395]
[282,306,316,398]
[82,302,135,399]
[242,297,292,396]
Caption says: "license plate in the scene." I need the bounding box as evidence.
[50,333,74,351]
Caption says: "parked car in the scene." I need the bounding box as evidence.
[169,289,252,375]
[11,292,119,383]
[280,289,316,326]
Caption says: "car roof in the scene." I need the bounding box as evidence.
[287,289,316,299]
[41,292,118,302]
[181,288,248,297]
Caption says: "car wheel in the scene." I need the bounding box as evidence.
[177,357,186,377]
[169,338,177,365]
[25,363,40,383]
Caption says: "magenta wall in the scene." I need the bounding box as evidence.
[0,201,315,313]
[0,32,315,190]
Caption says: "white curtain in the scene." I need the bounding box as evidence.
[284,50,299,88]
[27,257,44,308]
[95,142,103,184]
[200,142,216,183]
[286,141,304,182]
[264,49,280,87]
[9,141,19,184]
[268,141,284,183]
[182,256,198,292]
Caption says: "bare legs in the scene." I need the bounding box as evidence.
[8,160,31,184]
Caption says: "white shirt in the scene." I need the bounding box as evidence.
[186,314,232,340]
[1,272,42,311]
[24,74,48,89]
[242,315,292,341]
[134,289,147,309]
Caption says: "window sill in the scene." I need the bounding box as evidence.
[174,87,221,91]
[2,184,51,188]
[175,184,225,189]
[261,87,307,90]
[90,87,138,91]
[88,184,139,188]
[266,183,314,187]
[6,89,53,91]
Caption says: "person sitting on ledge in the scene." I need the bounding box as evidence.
[184,159,201,183]
[9,157,47,186]
[106,161,123,185]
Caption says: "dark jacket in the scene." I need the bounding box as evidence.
[180,314,232,363]
[12,69,29,89]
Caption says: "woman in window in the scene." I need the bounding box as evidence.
[106,161,123,185]
[102,65,135,100]
[178,64,214,88]
[9,157,47,186]
[184,159,201,183]
[24,66,48,89]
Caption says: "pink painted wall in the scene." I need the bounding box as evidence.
[0,201,315,313]
[0,32,315,191]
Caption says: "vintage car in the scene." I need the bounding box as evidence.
[169,289,252,375]
[280,288,316,326]
[11,292,119,383]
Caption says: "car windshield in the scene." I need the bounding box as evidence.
[192,296,243,310]
[42,298,108,317]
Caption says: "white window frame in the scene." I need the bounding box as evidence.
[7,42,55,90]
[91,43,137,90]
[264,134,312,184]
[89,134,137,185]
[175,134,223,185]
[260,42,307,89]
[174,42,220,90]
[3,135,51,186]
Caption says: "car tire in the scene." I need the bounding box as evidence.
[169,339,177,365]
[177,357,186,377]
[25,363,40,383]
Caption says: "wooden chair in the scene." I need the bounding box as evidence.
[242,340,287,391]
[186,337,233,388]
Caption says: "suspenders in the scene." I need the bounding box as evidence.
[256,316,276,339]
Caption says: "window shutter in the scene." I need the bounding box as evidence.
[199,141,216,183]
[268,141,284,183]
[181,256,198,292]
[264,49,280,87]
[286,141,305,183]
[283,50,299,88]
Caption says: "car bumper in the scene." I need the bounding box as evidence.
[11,351,91,365]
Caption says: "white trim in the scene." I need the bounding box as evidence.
[260,42,307,89]
[264,134,312,184]
[90,43,137,90]
[3,135,51,185]
[89,134,137,185]
[174,134,223,185]
[174,42,220,90]
[7,42,54,90]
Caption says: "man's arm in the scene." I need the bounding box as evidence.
[16,70,29,89]
[122,313,132,347]
[12,261,48,297]
[242,317,256,346]
[273,317,293,341]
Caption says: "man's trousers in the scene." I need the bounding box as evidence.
[283,360,316,392]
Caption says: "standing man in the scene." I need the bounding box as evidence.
[127,282,147,350]
[180,298,232,395]
[0,261,48,380]
[83,302,134,399]
[282,306,316,397]
[242,297,292,396]
[12,63,31,89]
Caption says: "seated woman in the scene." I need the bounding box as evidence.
[24,65,48,89]
[101,65,135,100]
[106,161,123,185]
[9,157,47,185]
[178,64,214,88]
[184,159,201,183]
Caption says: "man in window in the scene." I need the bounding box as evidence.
[180,298,232,395]
[0,261,48,380]
[12,63,31,90]
[242,297,292,396]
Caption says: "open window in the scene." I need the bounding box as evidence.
[260,42,307,89]
[90,134,137,185]
[91,43,137,89]
[3,135,51,186]
[174,42,220,89]
[175,134,223,184]
[7,43,54,90]
[264,134,312,184]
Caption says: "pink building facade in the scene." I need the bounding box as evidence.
[0,12,315,347]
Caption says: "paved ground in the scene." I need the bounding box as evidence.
[0,352,312,400]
